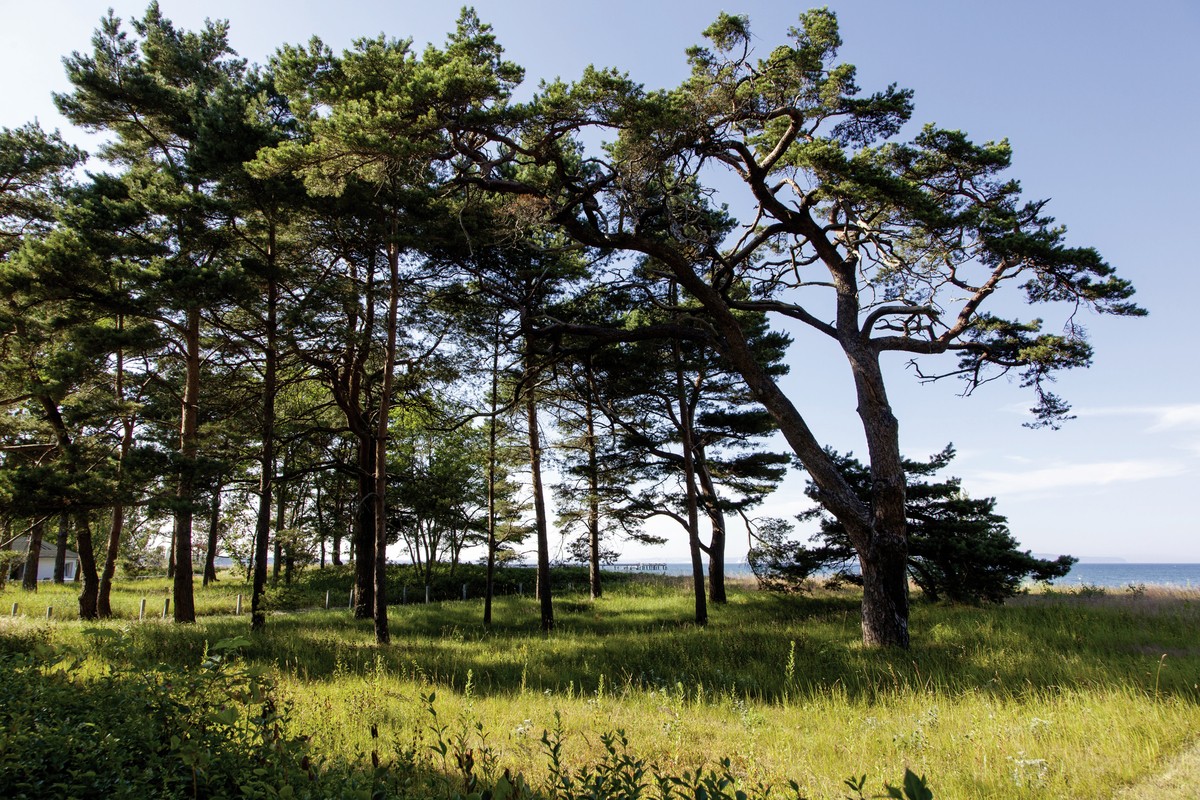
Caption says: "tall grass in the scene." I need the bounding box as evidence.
[2,572,1197,798]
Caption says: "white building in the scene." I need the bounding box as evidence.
[4,534,79,582]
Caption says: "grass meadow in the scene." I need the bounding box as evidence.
[2,568,1199,798]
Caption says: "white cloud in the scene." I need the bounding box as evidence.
[969,459,1189,497]
[1076,403,1200,431]
[1069,404,1200,458]
[1145,405,1200,432]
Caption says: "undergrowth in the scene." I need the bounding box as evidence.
[3,574,1199,797]
[0,634,930,799]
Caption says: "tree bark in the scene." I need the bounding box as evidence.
[673,337,707,626]
[484,321,501,626]
[53,513,68,584]
[97,502,123,617]
[98,419,134,616]
[523,317,554,632]
[74,512,101,620]
[99,321,135,616]
[272,463,287,584]
[33,392,100,617]
[202,481,222,586]
[353,437,376,619]
[171,305,201,624]
[584,360,602,600]
[252,269,278,632]
[372,239,403,646]
[665,252,907,645]
[695,459,727,604]
[21,518,44,591]
[330,474,344,566]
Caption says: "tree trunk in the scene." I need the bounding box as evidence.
[668,259,907,645]
[524,323,554,633]
[695,459,727,604]
[203,482,222,586]
[252,260,278,633]
[97,503,123,617]
[353,436,375,619]
[100,318,135,616]
[706,522,727,605]
[372,239,402,646]
[859,544,910,648]
[171,305,201,624]
[53,513,68,584]
[22,518,44,591]
[850,351,909,648]
[331,478,344,565]
[584,361,602,600]
[32,392,100,617]
[98,430,133,617]
[484,322,500,626]
[272,466,287,584]
[673,337,706,626]
[75,512,100,620]
[316,483,326,568]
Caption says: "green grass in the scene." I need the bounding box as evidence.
[3,570,1198,798]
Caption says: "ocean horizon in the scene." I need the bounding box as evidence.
[600,561,1200,589]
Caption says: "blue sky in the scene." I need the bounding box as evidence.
[3,1,1197,562]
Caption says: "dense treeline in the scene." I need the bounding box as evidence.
[0,4,1139,647]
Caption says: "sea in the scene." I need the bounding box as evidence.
[611,561,1200,589]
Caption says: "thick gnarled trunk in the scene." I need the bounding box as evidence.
[859,539,910,648]
[668,259,909,646]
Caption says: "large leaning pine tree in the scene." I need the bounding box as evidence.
[449,9,1143,647]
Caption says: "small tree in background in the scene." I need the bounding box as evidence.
[750,446,1075,604]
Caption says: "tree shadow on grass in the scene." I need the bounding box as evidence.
[21,584,1200,707]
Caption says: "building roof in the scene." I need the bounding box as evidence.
[2,534,79,560]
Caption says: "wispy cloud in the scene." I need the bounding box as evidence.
[1145,405,1200,432]
[1070,404,1200,457]
[969,459,1188,496]
[1076,403,1200,431]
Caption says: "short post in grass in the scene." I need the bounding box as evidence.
[236,594,243,615]
[10,602,16,617]
[325,589,330,610]
[162,598,170,619]
[518,582,523,596]
[348,588,354,610]
[46,606,52,620]
[402,585,408,604]
[462,583,468,601]
[425,584,430,604]
[139,598,146,620]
